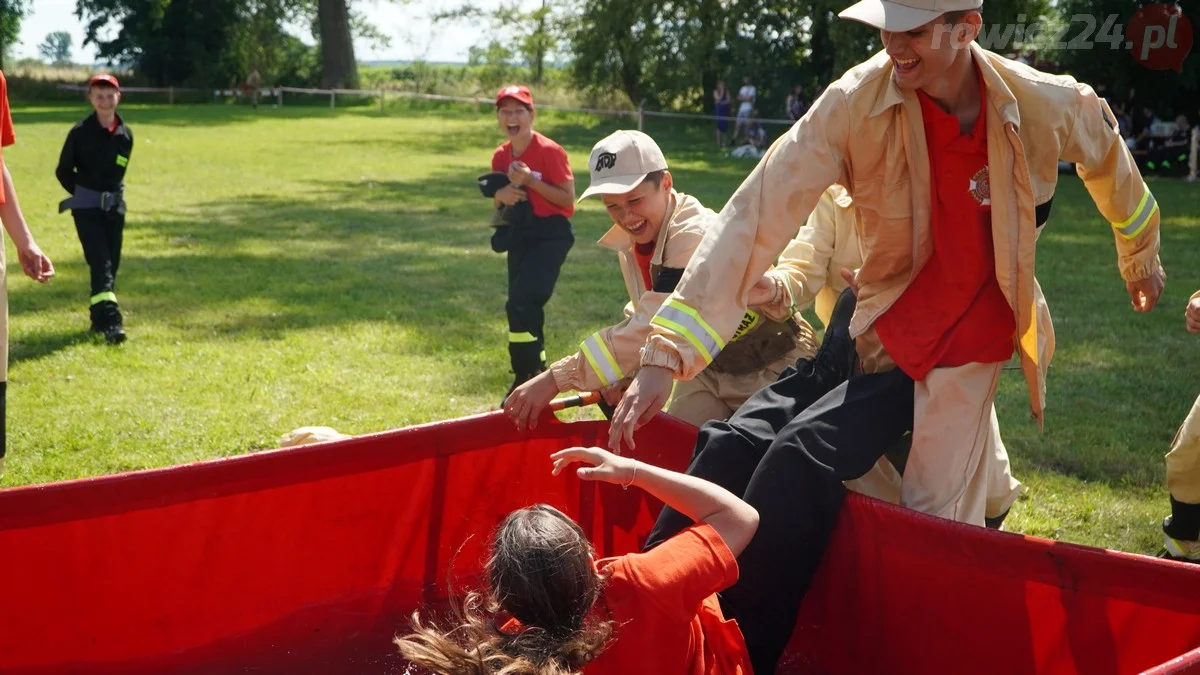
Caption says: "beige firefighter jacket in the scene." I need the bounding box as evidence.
[642,43,1160,424]
[549,190,814,392]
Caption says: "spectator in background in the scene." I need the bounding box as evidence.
[746,112,768,150]
[714,79,733,148]
[246,68,263,110]
[1133,104,1161,152]
[786,84,808,122]
[735,75,757,138]
[1146,114,1191,175]
[730,111,768,159]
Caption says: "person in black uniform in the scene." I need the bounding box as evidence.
[55,73,133,345]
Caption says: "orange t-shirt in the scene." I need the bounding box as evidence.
[491,131,575,219]
[585,523,752,675]
[0,71,16,206]
[873,67,1015,381]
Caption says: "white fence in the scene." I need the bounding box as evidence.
[55,83,804,131]
[273,86,801,129]
[54,83,1200,179]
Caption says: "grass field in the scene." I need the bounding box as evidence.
[1,98,1198,557]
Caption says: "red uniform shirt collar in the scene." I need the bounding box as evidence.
[917,65,987,152]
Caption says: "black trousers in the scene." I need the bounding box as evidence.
[505,216,573,376]
[73,208,125,328]
[647,361,915,674]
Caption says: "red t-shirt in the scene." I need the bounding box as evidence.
[585,523,751,675]
[634,240,656,291]
[873,68,1016,381]
[0,71,15,206]
[491,131,575,219]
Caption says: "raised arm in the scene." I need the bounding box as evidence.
[551,446,759,556]
[608,88,850,452]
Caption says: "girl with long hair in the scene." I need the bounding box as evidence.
[395,446,759,674]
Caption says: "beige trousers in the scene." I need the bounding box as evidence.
[1167,394,1200,504]
[903,362,1019,525]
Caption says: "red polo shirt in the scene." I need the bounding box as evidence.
[491,131,575,219]
[0,72,15,206]
[873,68,1015,381]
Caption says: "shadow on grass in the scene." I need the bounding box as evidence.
[9,330,94,366]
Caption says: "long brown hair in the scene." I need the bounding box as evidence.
[395,504,614,674]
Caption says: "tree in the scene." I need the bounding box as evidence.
[38,31,73,66]
[0,0,30,71]
[77,0,245,86]
[435,0,572,84]
[317,0,358,88]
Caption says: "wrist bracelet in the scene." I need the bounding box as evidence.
[622,464,638,490]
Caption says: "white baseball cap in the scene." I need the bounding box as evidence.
[839,0,981,33]
[578,130,668,201]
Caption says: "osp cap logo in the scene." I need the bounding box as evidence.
[595,151,618,171]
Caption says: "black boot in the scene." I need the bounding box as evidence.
[90,300,126,344]
[812,288,859,383]
[1164,496,1200,542]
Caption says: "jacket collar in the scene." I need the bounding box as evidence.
[867,43,1021,129]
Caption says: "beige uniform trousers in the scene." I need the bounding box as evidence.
[1167,394,1200,505]
[902,362,1018,525]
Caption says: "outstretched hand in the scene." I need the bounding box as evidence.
[607,366,673,454]
[551,446,636,486]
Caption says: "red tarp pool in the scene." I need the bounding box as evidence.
[1,412,1198,674]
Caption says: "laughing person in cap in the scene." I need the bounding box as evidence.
[606,2,1163,672]
[505,129,818,431]
[490,85,577,404]
[55,73,133,344]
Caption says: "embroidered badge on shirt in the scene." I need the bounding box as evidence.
[969,166,990,206]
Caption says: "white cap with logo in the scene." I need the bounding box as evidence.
[839,0,981,33]
[578,130,669,201]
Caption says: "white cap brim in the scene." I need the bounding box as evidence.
[838,0,943,32]
[578,173,649,202]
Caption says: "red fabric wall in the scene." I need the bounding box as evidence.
[0,412,1198,674]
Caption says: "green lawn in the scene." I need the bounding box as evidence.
[1,99,1197,557]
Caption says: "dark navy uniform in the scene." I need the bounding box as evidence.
[55,111,133,341]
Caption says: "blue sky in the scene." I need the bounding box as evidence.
[17,0,534,65]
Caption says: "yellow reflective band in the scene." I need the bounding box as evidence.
[581,333,623,386]
[90,291,117,305]
[652,300,724,364]
[509,332,537,343]
[115,155,129,167]
[539,350,546,363]
[1113,188,1158,239]
[729,310,760,342]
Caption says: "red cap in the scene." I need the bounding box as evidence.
[88,73,120,90]
[495,85,533,108]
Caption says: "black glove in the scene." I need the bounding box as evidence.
[477,171,511,198]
